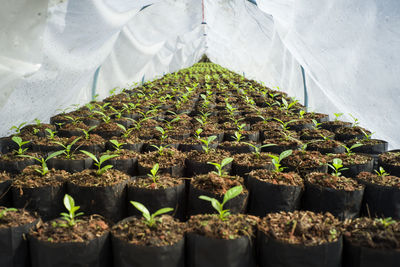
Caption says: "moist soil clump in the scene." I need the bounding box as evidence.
[356,171,400,187]
[191,172,246,195]
[0,207,37,228]
[69,169,130,186]
[248,169,303,186]
[306,172,363,191]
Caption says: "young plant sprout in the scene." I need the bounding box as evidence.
[361,129,374,140]
[199,185,243,221]
[45,128,57,140]
[349,114,359,127]
[200,135,217,153]
[93,110,112,123]
[232,132,243,143]
[327,158,348,177]
[194,128,203,139]
[80,126,97,140]
[207,157,233,177]
[147,163,160,184]
[11,136,30,155]
[10,122,27,135]
[333,113,343,121]
[0,207,18,219]
[80,150,118,175]
[150,144,171,156]
[273,118,298,132]
[52,137,82,159]
[109,140,126,154]
[155,126,168,141]
[374,217,395,228]
[58,194,84,227]
[130,201,173,227]
[375,167,389,177]
[268,150,292,172]
[19,151,64,176]
[298,110,306,119]
[329,229,338,242]
[312,119,322,130]
[280,98,299,112]
[243,143,276,158]
[342,143,363,156]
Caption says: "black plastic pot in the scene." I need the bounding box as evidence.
[105,141,144,153]
[187,184,248,217]
[105,158,138,176]
[47,157,93,173]
[378,157,400,177]
[231,161,274,178]
[127,182,186,220]
[67,180,128,222]
[178,142,218,152]
[257,231,343,267]
[29,230,111,267]
[284,164,328,177]
[343,237,400,267]
[218,143,255,154]
[355,179,400,219]
[57,129,85,138]
[302,182,364,220]
[0,158,35,174]
[0,179,12,206]
[351,140,388,154]
[111,220,185,267]
[0,218,39,267]
[223,131,260,143]
[12,184,66,221]
[261,143,301,154]
[186,233,256,267]
[340,157,374,178]
[247,176,303,217]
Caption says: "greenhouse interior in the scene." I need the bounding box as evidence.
[0,0,399,266]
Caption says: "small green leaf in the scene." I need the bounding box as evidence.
[223,185,243,205]
[80,150,98,163]
[279,150,292,161]
[130,201,150,219]
[220,157,233,168]
[63,194,75,212]
[152,207,173,218]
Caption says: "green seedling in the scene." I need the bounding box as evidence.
[10,122,27,135]
[199,185,243,221]
[328,158,348,177]
[312,119,322,130]
[150,144,171,156]
[0,207,18,219]
[342,143,363,156]
[11,136,30,155]
[58,194,84,227]
[80,126,97,140]
[130,201,173,227]
[45,128,57,140]
[243,143,276,158]
[19,151,64,176]
[117,123,135,138]
[232,132,243,143]
[375,217,395,228]
[52,137,82,159]
[281,98,299,112]
[194,128,203,139]
[268,150,292,172]
[109,139,126,153]
[94,102,110,111]
[375,167,389,177]
[80,150,118,175]
[298,110,306,119]
[273,118,298,132]
[93,110,112,123]
[333,113,343,121]
[200,135,217,154]
[147,163,160,184]
[64,115,81,125]
[207,157,233,177]
[361,129,374,140]
[349,114,359,127]
[329,229,338,241]
[155,126,168,141]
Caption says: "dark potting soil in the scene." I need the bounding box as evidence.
[129,174,184,189]
[248,169,303,187]
[307,139,344,149]
[111,215,185,246]
[138,148,186,169]
[326,153,372,165]
[281,150,327,169]
[300,128,334,140]
[335,126,370,136]
[0,207,37,228]
[263,137,302,147]
[69,169,130,186]
[187,149,231,163]
[101,149,139,160]
[13,165,68,187]
[305,172,363,191]
[191,172,246,195]
[59,121,89,131]
[258,210,342,245]
[73,134,106,146]
[29,215,109,243]
[344,217,400,250]
[379,151,400,166]
[187,214,258,240]
[357,172,400,187]
[346,138,385,146]
[0,151,40,162]
[0,171,12,183]
[233,153,273,167]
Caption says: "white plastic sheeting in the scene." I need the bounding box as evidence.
[0,0,399,148]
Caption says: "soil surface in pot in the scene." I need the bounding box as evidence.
[0,207,37,228]
[187,149,231,163]
[139,148,185,169]
[129,174,184,189]
[281,150,327,169]
[233,153,272,167]
[379,152,400,166]
[30,215,109,242]
[13,165,68,187]
[326,153,371,165]
[187,214,258,239]
[102,149,139,160]
[191,173,246,195]
[344,217,400,249]
[306,172,363,191]
[112,215,185,246]
[248,169,303,186]
[258,210,342,245]
[69,169,130,186]
[356,172,400,187]
[0,171,12,182]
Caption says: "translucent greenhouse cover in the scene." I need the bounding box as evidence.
[1,0,399,148]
